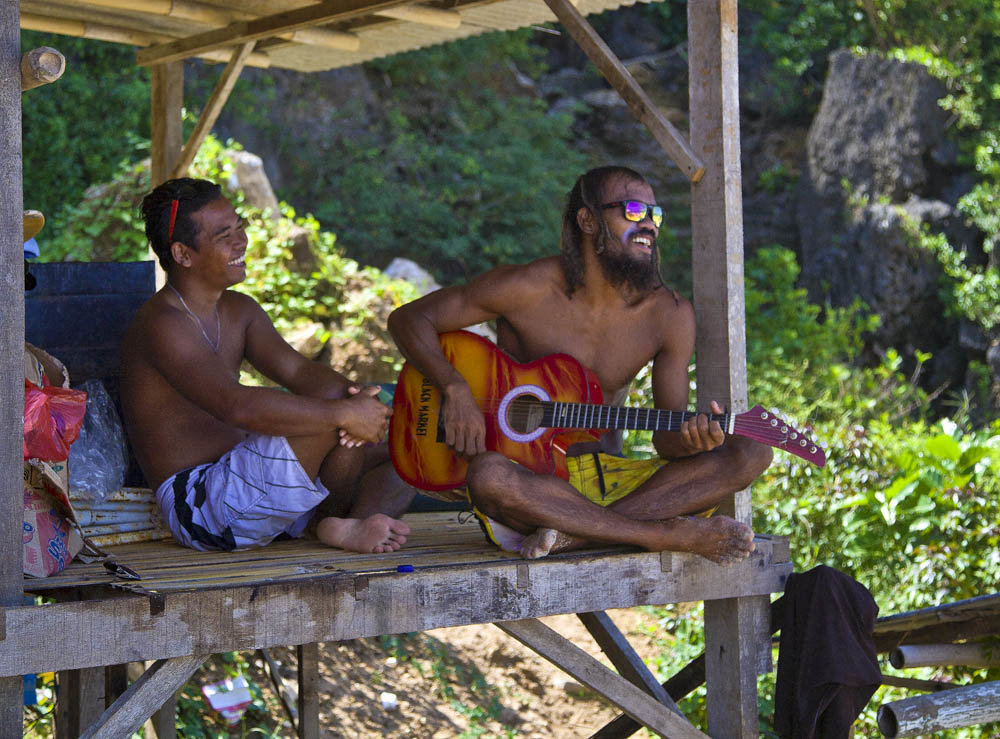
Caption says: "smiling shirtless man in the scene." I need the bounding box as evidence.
[121,177,412,553]
[387,165,771,563]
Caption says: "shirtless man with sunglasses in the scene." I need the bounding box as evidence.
[388,165,771,563]
[121,178,413,554]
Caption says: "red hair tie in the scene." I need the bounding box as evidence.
[167,199,179,241]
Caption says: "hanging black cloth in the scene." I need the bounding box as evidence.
[773,565,882,738]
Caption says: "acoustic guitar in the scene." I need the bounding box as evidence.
[389,330,826,491]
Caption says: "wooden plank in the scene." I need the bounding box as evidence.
[577,611,681,714]
[0,2,25,732]
[171,41,255,179]
[2,542,790,676]
[135,0,418,66]
[297,643,320,739]
[541,0,704,182]
[20,46,65,92]
[79,654,206,739]
[497,619,707,738]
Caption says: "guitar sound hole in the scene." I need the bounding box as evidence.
[507,395,545,434]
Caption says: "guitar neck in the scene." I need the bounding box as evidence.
[541,402,731,433]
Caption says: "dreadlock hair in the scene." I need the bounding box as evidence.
[140,177,223,272]
[559,165,655,297]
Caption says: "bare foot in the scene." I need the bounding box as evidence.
[654,515,755,565]
[316,514,410,553]
[519,528,558,559]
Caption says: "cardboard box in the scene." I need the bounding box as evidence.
[23,344,84,578]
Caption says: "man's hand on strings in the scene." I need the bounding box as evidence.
[679,400,726,454]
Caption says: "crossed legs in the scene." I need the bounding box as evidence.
[466,436,772,564]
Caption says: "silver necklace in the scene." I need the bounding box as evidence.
[167,283,221,353]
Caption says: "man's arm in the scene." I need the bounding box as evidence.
[145,297,387,443]
[387,264,530,456]
[649,299,726,459]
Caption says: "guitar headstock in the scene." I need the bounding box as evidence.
[733,405,826,467]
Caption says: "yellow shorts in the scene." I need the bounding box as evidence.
[472,453,665,551]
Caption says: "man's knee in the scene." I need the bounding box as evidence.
[727,435,773,482]
[466,452,528,515]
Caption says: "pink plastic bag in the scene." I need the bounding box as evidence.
[23,377,87,461]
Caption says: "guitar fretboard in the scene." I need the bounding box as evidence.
[534,401,731,433]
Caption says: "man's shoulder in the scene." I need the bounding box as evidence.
[476,257,565,294]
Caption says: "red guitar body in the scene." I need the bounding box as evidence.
[390,331,602,491]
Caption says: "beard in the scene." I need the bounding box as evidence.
[595,230,661,292]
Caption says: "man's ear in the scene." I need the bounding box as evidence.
[576,206,597,235]
[170,241,192,268]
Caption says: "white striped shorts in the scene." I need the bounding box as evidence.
[155,433,329,551]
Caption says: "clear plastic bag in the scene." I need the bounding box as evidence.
[68,380,128,503]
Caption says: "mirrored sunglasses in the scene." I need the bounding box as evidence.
[601,200,663,228]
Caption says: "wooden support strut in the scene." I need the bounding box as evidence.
[889,642,1000,669]
[171,41,256,179]
[541,0,705,183]
[497,618,707,738]
[78,654,208,739]
[20,47,66,92]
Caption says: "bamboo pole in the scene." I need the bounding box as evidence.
[375,5,462,29]
[20,13,272,68]
[20,46,65,92]
[75,0,362,52]
[877,681,1000,737]
[889,643,1000,669]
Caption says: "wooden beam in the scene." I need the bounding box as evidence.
[877,681,1000,738]
[20,13,272,68]
[171,42,255,179]
[135,0,418,66]
[20,47,65,92]
[376,5,462,28]
[0,1,25,733]
[78,655,207,739]
[577,611,683,715]
[3,542,790,676]
[297,643,321,739]
[542,0,704,182]
[498,619,707,738]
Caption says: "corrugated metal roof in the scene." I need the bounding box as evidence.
[20,0,655,72]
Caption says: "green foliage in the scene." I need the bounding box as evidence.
[20,32,150,228]
[741,0,870,117]
[276,31,589,284]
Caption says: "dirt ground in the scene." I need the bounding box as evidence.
[216,608,668,738]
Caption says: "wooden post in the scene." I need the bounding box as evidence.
[297,643,320,739]
[877,681,1000,737]
[688,1,767,737]
[150,60,183,287]
[0,3,26,734]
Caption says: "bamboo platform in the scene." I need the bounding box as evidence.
[11,512,791,680]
